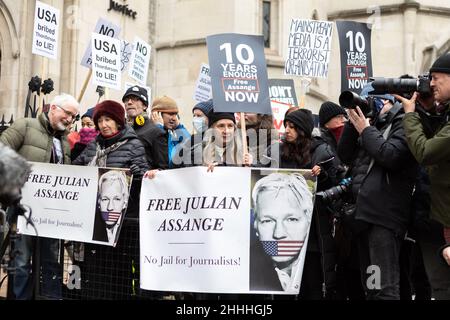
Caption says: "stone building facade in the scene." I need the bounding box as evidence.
[0,0,449,124]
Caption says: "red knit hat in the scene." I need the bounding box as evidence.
[93,100,126,129]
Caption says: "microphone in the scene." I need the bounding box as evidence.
[0,142,31,206]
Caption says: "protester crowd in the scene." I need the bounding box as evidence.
[0,53,450,301]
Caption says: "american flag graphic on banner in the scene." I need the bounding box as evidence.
[261,241,304,257]
[101,211,121,223]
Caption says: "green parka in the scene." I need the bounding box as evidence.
[403,108,450,227]
[0,113,71,164]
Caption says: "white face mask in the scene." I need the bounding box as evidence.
[193,117,206,133]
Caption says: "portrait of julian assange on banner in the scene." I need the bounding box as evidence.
[284,19,333,79]
[139,167,316,294]
[17,163,131,247]
[206,33,272,114]
[336,21,373,94]
[32,1,60,60]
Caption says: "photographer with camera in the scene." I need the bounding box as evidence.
[312,101,365,300]
[396,53,450,299]
[337,92,418,300]
[312,102,348,190]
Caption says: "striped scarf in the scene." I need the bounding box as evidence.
[88,140,128,167]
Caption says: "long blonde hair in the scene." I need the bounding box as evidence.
[202,126,244,166]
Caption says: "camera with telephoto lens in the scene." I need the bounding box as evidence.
[339,91,373,116]
[316,178,352,203]
[370,74,432,98]
[339,74,432,116]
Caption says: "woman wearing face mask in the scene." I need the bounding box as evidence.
[172,99,213,168]
[192,99,213,135]
[311,101,348,190]
[70,107,98,161]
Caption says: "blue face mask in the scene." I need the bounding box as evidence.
[193,117,206,133]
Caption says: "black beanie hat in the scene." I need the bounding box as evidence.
[122,86,149,107]
[319,101,347,127]
[430,53,450,74]
[193,99,214,115]
[208,112,236,128]
[93,100,126,129]
[284,109,314,138]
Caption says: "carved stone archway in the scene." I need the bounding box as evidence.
[0,0,20,118]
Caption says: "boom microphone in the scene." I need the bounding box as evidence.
[0,142,31,206]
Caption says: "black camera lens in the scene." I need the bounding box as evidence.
[338,91,372,116]
[316,178,352,203]
[339,91,367,109]
[371,78,418,95]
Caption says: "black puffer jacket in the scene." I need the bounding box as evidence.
[73,126,149,218]
[73,126,149,172]
[338,107,418,236]
[131,116,168,170]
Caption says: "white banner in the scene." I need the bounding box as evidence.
[285,19,333,78]
[193,63,212,103]
[81,18,121,68]
[18,163,132,247]
[129,37,151,85]
[32,1,60,60]
[140,167,315,294]
[92,33,122,90]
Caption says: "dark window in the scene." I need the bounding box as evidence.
[263,1,271,48]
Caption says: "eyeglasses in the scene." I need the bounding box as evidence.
[55,105,79,121]
[124,96,140,103]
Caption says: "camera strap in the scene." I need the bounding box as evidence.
[366,122,393,176]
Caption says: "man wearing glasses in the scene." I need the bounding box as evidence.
[122,85,167,169]
[1,93,79,299]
